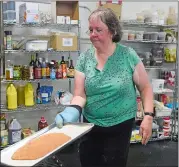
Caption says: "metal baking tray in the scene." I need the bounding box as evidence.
[0,123,94,167]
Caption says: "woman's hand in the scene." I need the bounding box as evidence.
[139,115,153,145]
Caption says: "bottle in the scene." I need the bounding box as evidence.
[5,60,13,80]
[24,83,34,107]
[8,118,22,144]
[29,54,35,80]
[17,84,25,106]
[38,116,48,130]
[36,82,41,104]
[68,60,75,78]
[60,56,67,79]
[56,61,63,79]
[6,83,17,110]
[34,54,42,79]
[45,58,50,79]
[5,31,12,50]
[50,61,56,80]
[41,58,47,79]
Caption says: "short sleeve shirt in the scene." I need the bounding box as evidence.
[75,43,141,127]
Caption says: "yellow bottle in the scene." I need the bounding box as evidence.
[24,83,34,107]
[6,83,17,110]
[17,85,25,106]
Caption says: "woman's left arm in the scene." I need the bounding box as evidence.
[133,62,154,145]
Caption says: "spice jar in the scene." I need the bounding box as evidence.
[22,65,30,80]
[13,65,22,80]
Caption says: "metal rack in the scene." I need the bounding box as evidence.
[0,1,81,111]
[121,19,178,143]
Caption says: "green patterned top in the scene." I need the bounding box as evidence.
[75,43,141,127]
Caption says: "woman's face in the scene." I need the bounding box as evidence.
[88,15,113,48]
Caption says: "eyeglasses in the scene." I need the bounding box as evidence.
[86,28,108,35]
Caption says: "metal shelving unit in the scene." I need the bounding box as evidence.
[0,102,65,114]
[121,18,178,143]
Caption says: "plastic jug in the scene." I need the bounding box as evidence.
[8,118,22,144]
[17,85,25,106]
[24,83,34,107]
[6,83,17,110]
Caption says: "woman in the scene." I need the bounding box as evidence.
[55,8,154,167]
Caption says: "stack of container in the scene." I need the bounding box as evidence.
[3,1,16,23]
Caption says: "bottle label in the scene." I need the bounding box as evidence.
[56,67,63,79]
[61,64,67,78]
[6,68,13,79]
[35,68,42,79]
[42,67,46,78]
[68,69,75,77]
[50,69,56,79]
[46,67,50,77]
[12,130,21,143]
[29,66,34,79]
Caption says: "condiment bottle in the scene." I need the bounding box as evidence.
[38,116,48,130]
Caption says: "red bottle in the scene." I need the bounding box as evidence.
[38,116,48,130]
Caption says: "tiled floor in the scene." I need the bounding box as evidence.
[53,140,178,167]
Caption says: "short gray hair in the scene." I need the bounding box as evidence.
[88,8,122,43]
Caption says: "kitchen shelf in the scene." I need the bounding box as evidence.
[135,115,171,121]
[130,136,171,144]
[0,102,66,114]
[1,78,74,83]
[4,22,79,29]
[121,20,178,28]
[122,39,177,44]
[4,50,80,54]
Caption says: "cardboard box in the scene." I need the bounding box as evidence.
[50,33,78,51]
[19,3,39,24]
[100,3,122,20]
[51,1,79,23]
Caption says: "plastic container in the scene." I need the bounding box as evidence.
[6,10,16,22]
[7,1,15,10]
[135,31,144,40]
[38,116,48,130]
[152,79,165,92]
[26,40,48,51]
[128,31,135,40]
[24,83,34,107]
[8,118,22,144]
[136,13,144,22]
[158,32,166,41]
[122,30,128,40]
[3,2,7,12]
[150,32,158,40]
[163,117,170,128]
[143,32,150,40]
[6,83,17,110]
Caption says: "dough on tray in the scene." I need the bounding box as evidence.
[12,133,71,160]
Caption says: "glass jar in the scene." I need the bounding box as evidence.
[13,65,22,80]
[22,65,30,80]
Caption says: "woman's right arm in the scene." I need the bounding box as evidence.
[70,70,86,108]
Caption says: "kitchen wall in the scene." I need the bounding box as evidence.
[1,1,177,131]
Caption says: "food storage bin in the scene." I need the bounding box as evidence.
[6,11,16,22]
[136,13,144,22]
[7,1,15,10]
[143,32,150,40]
[150,32,158,40]
[135,31,144,40]
[164,44,176,62]
[152,79,165,92]
[26,40,48,51]
[158,32,166,41]
[122,30,128,40]
[128,31,135,40]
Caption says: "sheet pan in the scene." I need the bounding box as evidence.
[0,123,94,167]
